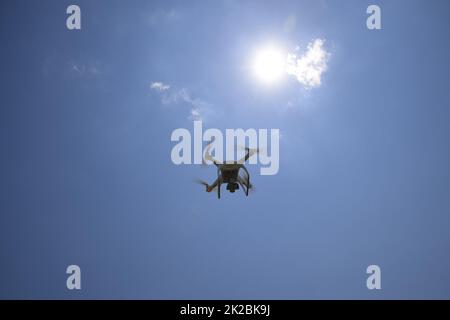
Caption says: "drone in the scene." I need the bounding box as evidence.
[196,144,258,199]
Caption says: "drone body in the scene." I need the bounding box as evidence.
[197,145,257,199]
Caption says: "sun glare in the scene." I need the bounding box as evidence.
[253,46,286,84]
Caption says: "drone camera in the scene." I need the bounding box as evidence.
[227,182,239,193]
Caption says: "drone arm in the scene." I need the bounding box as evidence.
[207,178,219,192]
[237,148,257,164]
[237,149,250,164]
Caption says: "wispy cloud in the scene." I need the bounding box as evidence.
[188,108,202,121]
[148,9,181,26]
[150,81,170,91]
[150,82,212,121]
[286,39,330,89]
[69,61,101,77]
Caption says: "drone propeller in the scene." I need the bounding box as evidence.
[238,145,259,151]
[242,146,266,159]
[236,146,260,164]
[194,179,208,186]
[194,179,217,192]
[194,179,209,188]
[202,142,222,166]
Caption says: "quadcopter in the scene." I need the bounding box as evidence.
[196,144,258,199]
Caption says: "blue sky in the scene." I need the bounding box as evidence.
[1,0,450,299]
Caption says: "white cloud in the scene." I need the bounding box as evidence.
[88,65,100,75]
[69,61,101,77]
[188,108,202,121]
[150,81,170,91]
[286,39,330,88]
[150,82,211,121]
[285,101,294,111]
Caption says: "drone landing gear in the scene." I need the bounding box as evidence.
[217,167,221,199]
[241,166,250,197]
[245,176,249,197]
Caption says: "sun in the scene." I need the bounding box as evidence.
[252,45,286,84]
